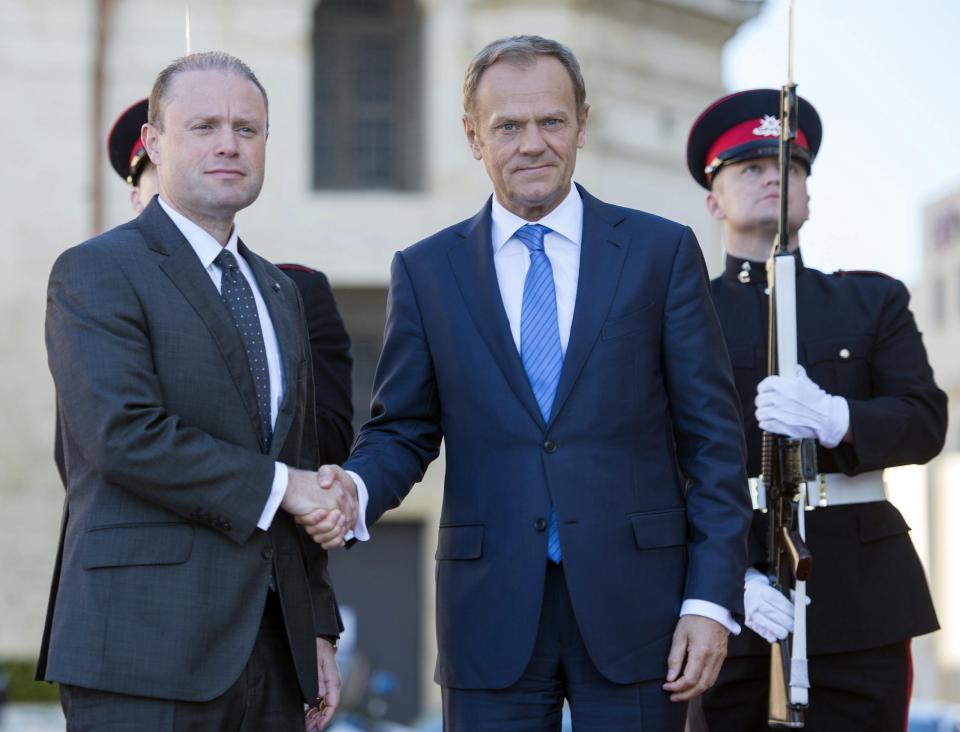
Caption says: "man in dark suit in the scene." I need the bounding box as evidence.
[321,36,752,730]
[53,98,355,486]
[686,89,945,730]
[40,51,356,730]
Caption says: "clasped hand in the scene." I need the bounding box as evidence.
[282,466,358,549]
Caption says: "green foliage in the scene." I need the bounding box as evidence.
[0,658,59,703]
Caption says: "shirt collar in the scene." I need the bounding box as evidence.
[158,197,240,268]
[490,183,584,253]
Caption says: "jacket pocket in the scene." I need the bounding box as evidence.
[601,302,657,340]
[82,523,195,569]
[629,508,687,549]
[858,508,910,543]
[803,334,874,365]
[435,523,483,560]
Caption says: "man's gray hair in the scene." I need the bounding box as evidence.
[463,35,586,120]
[148,51,268,131]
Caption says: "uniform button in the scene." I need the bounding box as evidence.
[261,547,274,560]
[839,348,850,359]
[543,439,557,453]
[534,518,547,532]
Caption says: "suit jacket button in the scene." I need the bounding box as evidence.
[261,547,274,560]
[543,439,557,453]
[839,347,851,359]
[534,517,547,532]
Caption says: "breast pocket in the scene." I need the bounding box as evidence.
[601,302,658,341]
[802,334,874,398]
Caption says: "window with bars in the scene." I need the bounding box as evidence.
[312,0,422,190]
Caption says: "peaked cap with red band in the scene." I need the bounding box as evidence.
[107,98,150,186]
[686,88,822,190]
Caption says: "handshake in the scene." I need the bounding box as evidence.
[282,465,358,549]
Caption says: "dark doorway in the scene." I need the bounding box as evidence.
[327,521,425,725]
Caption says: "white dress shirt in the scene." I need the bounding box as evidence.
[158,198,287,529]
[351,184,738,633]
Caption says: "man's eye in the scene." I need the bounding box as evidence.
[501,123,516,132]
[544,119,560,127]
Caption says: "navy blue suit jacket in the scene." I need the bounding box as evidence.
[346,186,751,689]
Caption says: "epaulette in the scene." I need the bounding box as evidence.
[276,263,317,274]
[832,269,894,280]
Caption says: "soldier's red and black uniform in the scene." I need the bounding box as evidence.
[687,90,946,731]
[703,253,943,730]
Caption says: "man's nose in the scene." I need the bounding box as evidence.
[762,165,779,186]
[214,129,240,156]
[518,124,547,155]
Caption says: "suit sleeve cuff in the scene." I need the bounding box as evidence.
[344,470,370,542]
[256,462,288,530]
[681,599,741,635]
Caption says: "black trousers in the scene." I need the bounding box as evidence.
[443,562,687,732]
[696,641,912,731]
[60,590,304,732]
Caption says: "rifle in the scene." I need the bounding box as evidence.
[761,0,817,726]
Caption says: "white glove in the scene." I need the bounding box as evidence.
[743,568,811,644]
[755,364,850,448]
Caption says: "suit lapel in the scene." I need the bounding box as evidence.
[549,186,630,426]
[240,240,299,458]
[140,201,265,447]
[447,201,547,429]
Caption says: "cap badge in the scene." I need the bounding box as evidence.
[752,115,781,137]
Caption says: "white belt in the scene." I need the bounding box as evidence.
[750,470,886,510]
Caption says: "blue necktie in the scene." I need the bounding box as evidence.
[214,249,273,451]
[516,224,563,564]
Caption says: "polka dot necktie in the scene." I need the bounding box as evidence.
[214,249,272,451]
[516,223,563,564]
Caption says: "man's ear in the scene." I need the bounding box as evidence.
[705,190,726,222]
[462,115,482,161]
[130,186,144,214]
[576,103,590,149]
[142,123,160,165]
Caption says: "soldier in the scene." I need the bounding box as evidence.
[107,98,159,213]
[686,89,946,730]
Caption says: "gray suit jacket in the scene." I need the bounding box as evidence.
[37,198,339,703]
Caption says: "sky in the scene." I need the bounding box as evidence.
[723,0,960,284]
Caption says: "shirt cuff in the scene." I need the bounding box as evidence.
[680,599,741,635]
[344,470,370,542]
[256,462,288,531]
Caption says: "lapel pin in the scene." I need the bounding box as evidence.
[271,282,281,293]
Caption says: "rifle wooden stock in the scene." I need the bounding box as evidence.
[770,641,804,727]
[780,527,812,581]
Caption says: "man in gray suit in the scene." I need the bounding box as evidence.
[39,51,356,730]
